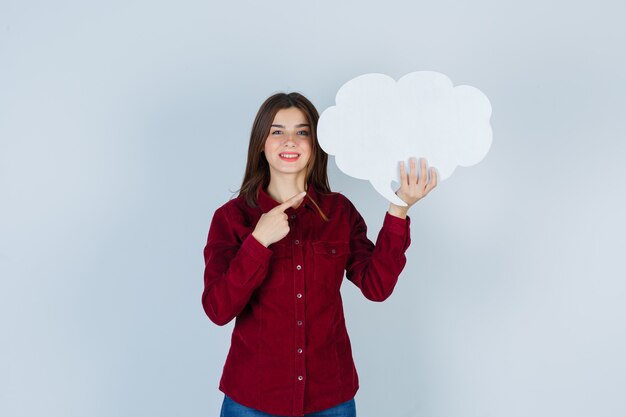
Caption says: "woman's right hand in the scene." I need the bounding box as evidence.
[251,191,307,247]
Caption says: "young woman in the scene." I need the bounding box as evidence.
[202,92,437,417]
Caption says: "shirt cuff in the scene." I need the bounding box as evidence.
[241,233,273,263]
[383,211,411,236]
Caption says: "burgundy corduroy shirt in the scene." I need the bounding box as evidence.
[202,182,411,416]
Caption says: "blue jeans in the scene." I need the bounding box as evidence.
[220,395,357,417]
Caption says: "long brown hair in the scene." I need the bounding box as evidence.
[237,92,331,220]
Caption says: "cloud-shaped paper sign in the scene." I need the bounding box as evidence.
[317,71,492,206]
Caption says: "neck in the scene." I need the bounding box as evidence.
[266,173,308,204]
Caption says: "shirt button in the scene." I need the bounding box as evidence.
[296,293,302,299]
[298,376,303,381]
[297,320,302,326]
[294,239,300,245]
[296,264,302,270]
[331,248,336,254]
[297,348,303,353]
[290,214,296,220]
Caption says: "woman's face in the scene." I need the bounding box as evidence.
[264,107,313,179]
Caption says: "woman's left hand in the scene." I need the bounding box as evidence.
[388,157,438,218]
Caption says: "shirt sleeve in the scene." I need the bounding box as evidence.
[201,206,273,325]
[344,198,412,302]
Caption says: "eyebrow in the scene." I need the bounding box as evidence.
[271,124,311,128]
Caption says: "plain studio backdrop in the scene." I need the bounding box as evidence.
[1,1,625,416]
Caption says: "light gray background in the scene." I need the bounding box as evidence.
[1,1,625,416]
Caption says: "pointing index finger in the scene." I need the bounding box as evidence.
[271,191,307,212]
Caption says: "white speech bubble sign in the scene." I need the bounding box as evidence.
[317,71,493,206]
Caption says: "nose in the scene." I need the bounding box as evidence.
[284,134,296,146]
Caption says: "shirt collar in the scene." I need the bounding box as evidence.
[257,179,319,214]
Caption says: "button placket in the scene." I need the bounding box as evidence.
[290,209,306,406]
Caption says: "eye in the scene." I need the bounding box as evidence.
[271,130,282,135]
[297,130,310,136]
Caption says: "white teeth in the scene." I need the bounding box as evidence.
[280,154,299,158]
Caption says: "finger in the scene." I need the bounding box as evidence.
[425,167,438,193]
[272,191,307,212]
[409,157,418,185]
[399,160,407,187]
[419,158,427,186]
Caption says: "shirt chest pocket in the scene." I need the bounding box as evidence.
[312,241,350,292]
[264,243,291,289]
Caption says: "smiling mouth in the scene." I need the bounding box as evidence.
[279,153,300,161]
